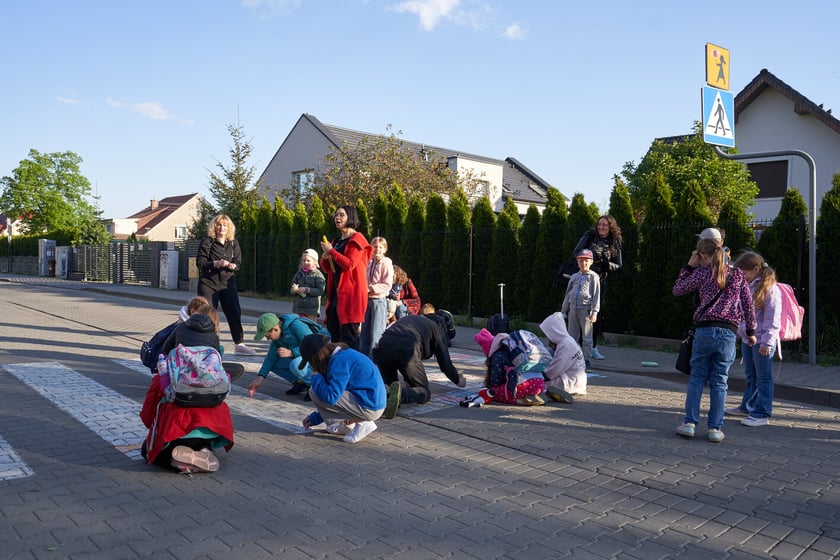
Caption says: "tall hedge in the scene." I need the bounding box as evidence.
[421,194,446,308]
[443,188,471,314]
[470,197,496,316]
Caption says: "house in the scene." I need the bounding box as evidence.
[103,194,203,241]
[257,113,558,215]
[733,69,840,221]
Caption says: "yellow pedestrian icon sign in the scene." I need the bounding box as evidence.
[706,43,730,90]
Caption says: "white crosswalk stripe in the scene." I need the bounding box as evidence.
[0,434,33,481]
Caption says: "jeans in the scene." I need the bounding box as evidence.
[739,341,775,418]
[684,326,736,430]
[360,297,388,355]
[269,356,312,385]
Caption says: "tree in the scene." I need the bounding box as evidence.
[0,149,104,241]
[567,193,598,257]
[517,204,541,320]
[401,196,425,285]
[385,183,408,263]
[757,188,809,288]
[621,122,758,222]
[717,199,756,258]
[443,189,471,313]
[471,197,496,316]
[490,197,520,315]
[816,173,840,354]
[205,123,261,227]
[421,194,447,307]
[530,188,568,318]
[311,126,479,209]
[605,178,636,334]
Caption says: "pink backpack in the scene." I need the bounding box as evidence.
[777,283,804,342]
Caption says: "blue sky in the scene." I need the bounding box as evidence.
[2,0,839,219]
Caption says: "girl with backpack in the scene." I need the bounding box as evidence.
[726,252,782,427]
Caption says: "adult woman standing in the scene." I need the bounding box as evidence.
[320,205,372,351]
[196,214,254,356]
[572,215,623,359]
[672,238,756,443]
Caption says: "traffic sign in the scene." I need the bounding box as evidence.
[702,86,735,147]
[706,43,730,90]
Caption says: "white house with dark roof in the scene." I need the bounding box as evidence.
[733,69,840,221]
[103,194,202,241]
[257,113,561,215]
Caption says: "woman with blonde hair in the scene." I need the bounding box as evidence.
[726,251,782,427]
[196,214,254,355]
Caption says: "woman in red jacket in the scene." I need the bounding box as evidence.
[320,205,372,351]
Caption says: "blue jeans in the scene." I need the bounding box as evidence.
[360,297,388,355]
[738,341,775,418]
[270,356,312,385]
[684,327,736,430]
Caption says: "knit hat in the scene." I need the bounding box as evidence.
[697,227,722,242]
[298,333,330,370]
[474,328,494,357]
[253,313,280,341]
[576,249,594,260]
[302,248,320,267]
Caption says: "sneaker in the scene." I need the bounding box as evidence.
[741,416,769,427]
[384,381,402,419]
[676,422,695,438]
[170,446,219,472]
[591,348,605,360]
[343,421,378,443]
[286,382,309,395]
[234,343,256,356]
[326,421,354,435]
[585,361,592,373]
[516,394,545,406]
[546,386,574,404]
[724,406,748,417]
[707,428,725,443]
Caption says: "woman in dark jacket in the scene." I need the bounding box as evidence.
[571,215,623,359]
[196,213,254,356]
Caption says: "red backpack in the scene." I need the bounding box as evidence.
[777,283,804,342]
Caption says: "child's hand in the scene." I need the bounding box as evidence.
[247,376,263,398]
[589,312,597,323]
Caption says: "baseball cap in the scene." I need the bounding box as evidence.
[697,227,722,242]
[298,333,330,370]
[576,249,594,260]
[253,313,280,341]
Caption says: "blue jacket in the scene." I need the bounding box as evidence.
[310,348,386,411]
[257,314,314,378]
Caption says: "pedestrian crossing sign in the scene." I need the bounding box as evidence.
[706,43,730,90]
[702,85,735,147]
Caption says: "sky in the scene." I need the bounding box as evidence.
[2,0,840,220]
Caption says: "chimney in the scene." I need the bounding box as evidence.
[150,199,159,210]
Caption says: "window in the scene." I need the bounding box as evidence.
[292,170,314,196]
[747,160,788,199]
[174,225,187,239]
[477,180,490,197]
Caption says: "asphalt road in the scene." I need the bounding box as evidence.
[1,281,839,560]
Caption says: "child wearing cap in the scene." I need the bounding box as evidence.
[290,249,326,320]
[299,334,386,444]
[247,313,315,399]
[561,249,601,371]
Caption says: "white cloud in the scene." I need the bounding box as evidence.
[503,22,524,40]
[393,0,461,31]
[106,97,193,124]
[55,96,80,104]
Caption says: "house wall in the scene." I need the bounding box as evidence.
[145,196,202,242]
[451,157,504,211]
[107,219,138,237]
[259,119,334,202]
[737,89,840,221]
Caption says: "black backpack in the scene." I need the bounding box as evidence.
[140,321,179,372]
[487,313,510,336]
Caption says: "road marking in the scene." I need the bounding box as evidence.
[3,362,148,463]
[0,434,33,481]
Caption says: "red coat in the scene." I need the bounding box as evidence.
[140,374,234,465]
[321,232,372,324]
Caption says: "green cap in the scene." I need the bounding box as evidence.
[254,313,280,341]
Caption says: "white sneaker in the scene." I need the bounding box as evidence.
[724,406,748,417]
[343,421,378,443]
[326,421,354,435]
[707,428,725,443]
[741,416,769,427]
[235,343,256,356]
